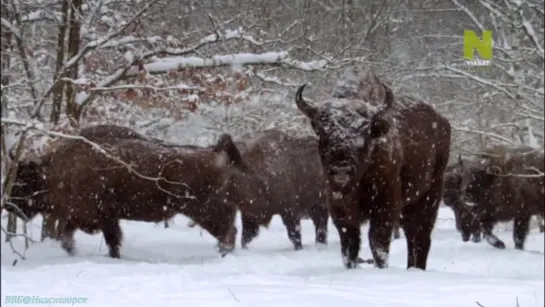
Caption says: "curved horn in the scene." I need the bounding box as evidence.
[382,83,394,108]
[8,149,15,161]
[457,154,465,173]
[295,84,317,118]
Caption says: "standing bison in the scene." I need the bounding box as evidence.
[7,132,252,258]
[442,159,482,243]
[78,124,205,228]
[457,145,544,250]
[234,130,329,250]
[294,70,451,270]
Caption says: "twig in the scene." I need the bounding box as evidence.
[1,226,28,261]
[227,288,240,302]
[1,118,197,200]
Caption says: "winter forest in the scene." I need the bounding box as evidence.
[1,0,544,306]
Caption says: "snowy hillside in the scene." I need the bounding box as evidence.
[2,207,543,307]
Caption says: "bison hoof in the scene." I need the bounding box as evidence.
[462,234,470,242]
[61,241,76,256]
[493,241,506,249]
[108,249,121,258]
[218,243,235,257]
[294,244,303,251]
[471,235,482,243]
[343,258,360,269]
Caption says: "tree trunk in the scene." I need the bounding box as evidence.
[65,0,83,127]
[42,0,83,239]
[1,0,17,243]
[50,0,70,124]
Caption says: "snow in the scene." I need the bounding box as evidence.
[2,207,544,307]
[129,52,327,77]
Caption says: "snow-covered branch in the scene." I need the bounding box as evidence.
[453,126,518,145]
[128,52,328,77]
[1,117,198,200]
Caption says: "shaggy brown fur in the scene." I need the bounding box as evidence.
[233,129,329,250]
[442,158,481,243]
[295,70,452,270]
[78,124,205,227]
[7,133,253,258]
[458,145,544,250]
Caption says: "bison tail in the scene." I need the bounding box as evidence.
[214,133,252,173]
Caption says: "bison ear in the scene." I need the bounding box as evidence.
[370,116,390,139]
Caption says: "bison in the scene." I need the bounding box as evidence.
[78,124,203,228]
[6,132,254,258]
[233,129,329,250]
[442,159,482,243]
[457,145,544,250]
[294,70,452,270]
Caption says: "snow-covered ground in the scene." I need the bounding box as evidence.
[2,207,543,307]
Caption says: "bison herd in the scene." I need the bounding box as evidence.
[4,70,544,271]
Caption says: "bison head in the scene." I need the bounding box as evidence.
[5,159,48,221]
[295,72,394,196]
[458,156,500,207]
[442,156,484,241]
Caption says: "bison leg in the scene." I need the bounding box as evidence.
[368,190,401,269]
[481,219,505,249]
[392,224,401,240]
[471,230,482,243]
[101,220,123,258]
[368,217,393,269]
[241,215,260,249]
[402,183,442,270]
[60,221,77,256]
[309,205,329,245]
[538,215,545,233]
[280,212,303,250]
[513,214,531,250]
[332,218,361,269]
[217,225,237,257]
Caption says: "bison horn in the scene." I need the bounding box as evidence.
[382,83,394,108]
[295,84,318,119]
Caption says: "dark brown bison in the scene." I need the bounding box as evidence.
[6,133,253,258]
[294,70,452,270]
[233,129,329,250]
[442,159,482,243]
[78,124,203,227]
[457,145,544,250]
[79,124,150,140]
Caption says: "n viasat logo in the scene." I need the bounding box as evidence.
[463,30,493,67]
